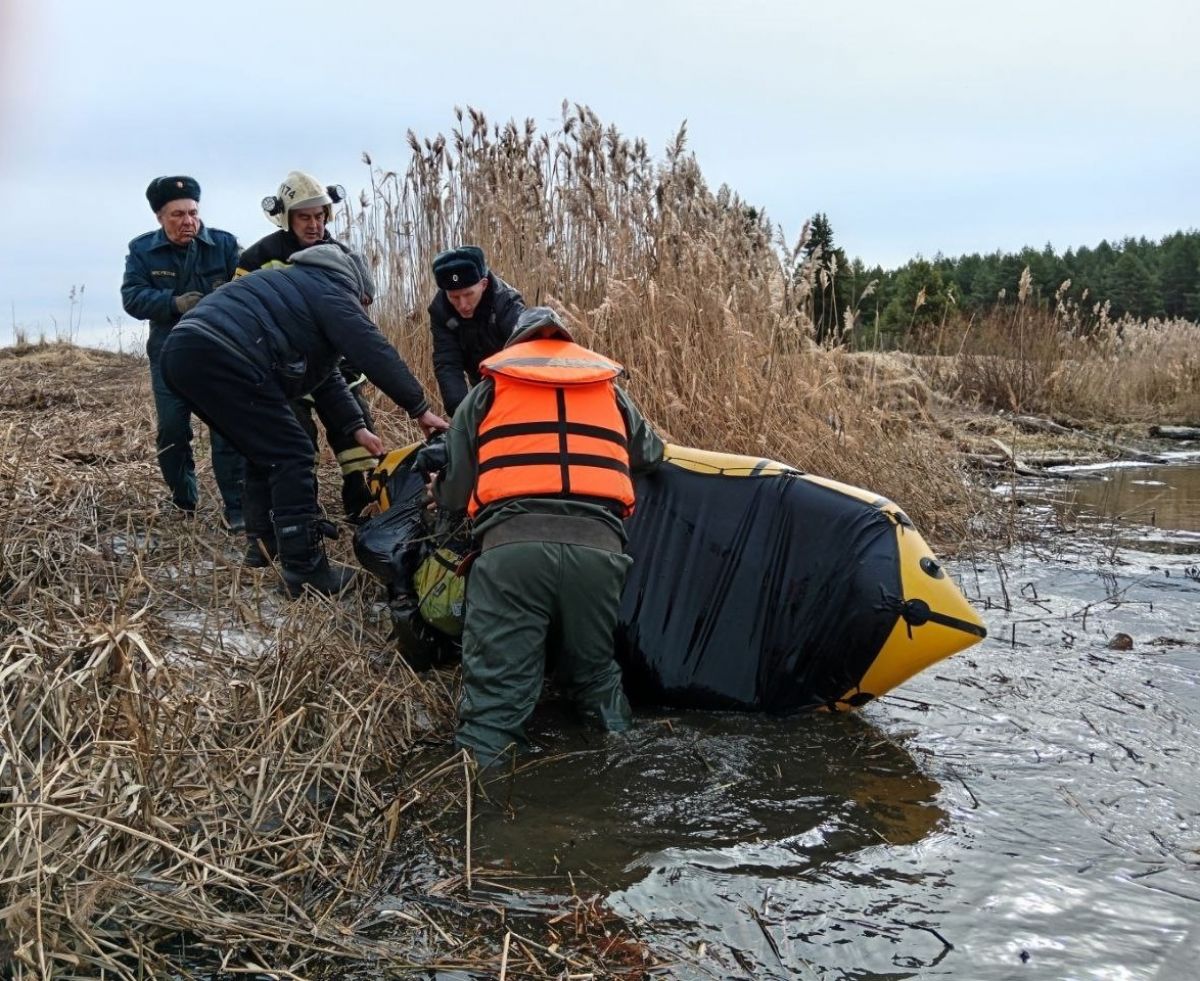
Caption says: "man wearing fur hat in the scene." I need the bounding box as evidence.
[121,176,245,529]
[237,171,378,524]
[159,244,448,597]
[428,245,525,417]
[424,306,663,767]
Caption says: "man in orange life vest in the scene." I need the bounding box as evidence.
[425,306,664,766]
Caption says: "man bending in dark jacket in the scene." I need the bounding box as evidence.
[428,246,525,417]
[160,244,448,597]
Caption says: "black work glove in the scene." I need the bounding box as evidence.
[412,439,448,476]
[173,291,204,315]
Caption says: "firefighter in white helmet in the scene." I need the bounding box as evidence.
[242,170,342,261]
[234,172,377,563]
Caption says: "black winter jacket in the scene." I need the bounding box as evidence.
[428,274,524,415]
[236,229,330,276]
[174,259,429,439]
[236,229,366,388]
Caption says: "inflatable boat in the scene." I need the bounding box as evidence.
[355,443,986,711]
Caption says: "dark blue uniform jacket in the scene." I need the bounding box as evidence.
[121,224,240,330]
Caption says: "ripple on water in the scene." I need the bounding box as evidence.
[459,471,1199,979]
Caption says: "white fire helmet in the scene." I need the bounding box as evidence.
[261,171,345,229]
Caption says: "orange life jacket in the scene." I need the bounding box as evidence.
[469,338,636,517]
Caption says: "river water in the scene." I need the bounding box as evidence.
[462,462,1200,980]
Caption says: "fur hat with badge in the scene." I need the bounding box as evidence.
[432,246,488,291]
[146,176,200,212]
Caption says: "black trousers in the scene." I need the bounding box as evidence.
[160,331,319,522]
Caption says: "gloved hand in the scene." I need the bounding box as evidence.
[173,291,204,315]
[413,439,448,476]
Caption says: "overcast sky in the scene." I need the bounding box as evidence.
[1,0,1197,346]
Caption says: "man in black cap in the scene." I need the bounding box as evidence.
[121,176,245,528]
[428,245,525,417]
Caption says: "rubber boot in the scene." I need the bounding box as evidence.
[241,473,275,569]
[273,513,357,598]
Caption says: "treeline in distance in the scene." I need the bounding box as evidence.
[803,216,1200,343]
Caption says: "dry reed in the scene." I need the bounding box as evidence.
[4,103,1190,978]
[919,278,1200,425]
[0,345,653,977]
[341,103,980,544]
[14,104,1148,976]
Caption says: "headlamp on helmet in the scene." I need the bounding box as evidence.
[261,171,346,229]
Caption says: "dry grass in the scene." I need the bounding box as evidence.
[341,103,981,544]
[0,345,654,977]
[918,280,1200,425]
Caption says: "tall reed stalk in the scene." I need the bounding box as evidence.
[928,267,1200,424]
[341,103,976,541]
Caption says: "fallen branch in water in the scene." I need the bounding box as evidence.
[1007,413,1166,463]
[963,453,1052,479]
[961,438,1077,479]
[1149,425,1200,440]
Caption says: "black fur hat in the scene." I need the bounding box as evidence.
[146,176,200,212]
[432,245,487,290]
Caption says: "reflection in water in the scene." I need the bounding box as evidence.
[1046,463,1200,549]
[471,711,943,894]
[467,711,946,976]
[440,467,1200,980]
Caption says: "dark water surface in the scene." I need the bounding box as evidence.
[1046,460,1200,547]
[463,464,1200,979]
